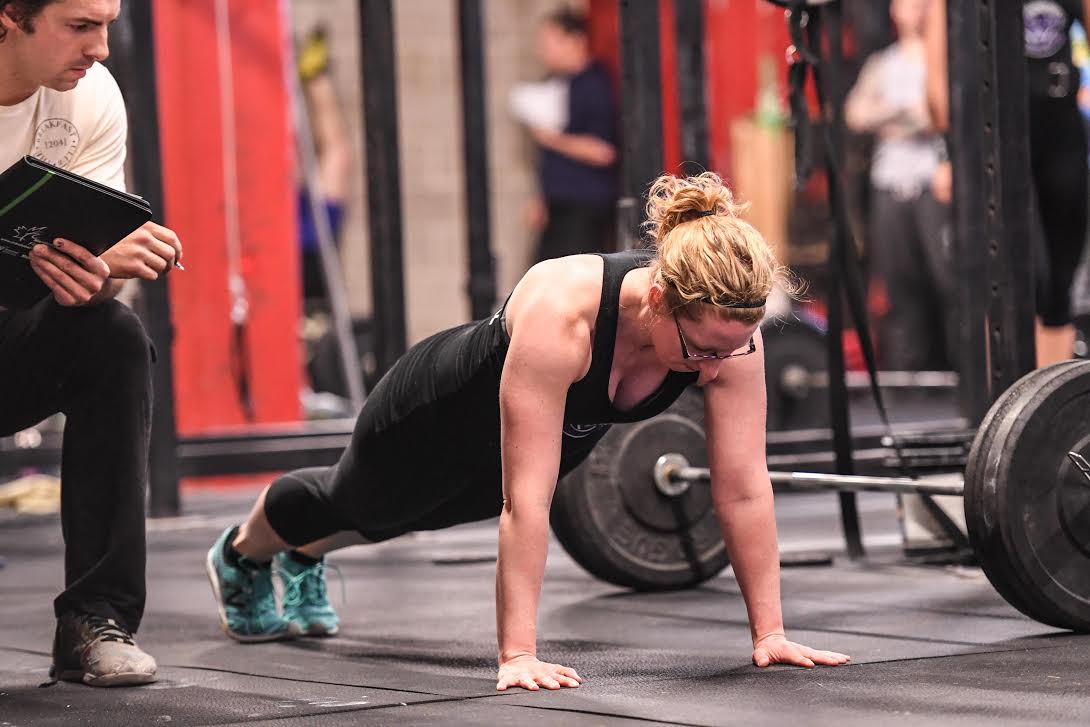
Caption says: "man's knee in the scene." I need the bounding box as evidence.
[84,301,153,371]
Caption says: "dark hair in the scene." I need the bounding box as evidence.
[544,7,588,37]
[0,0,55,42]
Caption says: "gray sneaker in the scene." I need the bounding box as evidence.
[51,612,158,687]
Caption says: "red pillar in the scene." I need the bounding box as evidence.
[155,0,302,435]
[659,0,681,174]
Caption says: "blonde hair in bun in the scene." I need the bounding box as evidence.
[643,172,800,325]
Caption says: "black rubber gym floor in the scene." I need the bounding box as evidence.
[2,484,1088,726]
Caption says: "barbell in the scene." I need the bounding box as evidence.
[550,359,1090,633]
[652,456,966,497]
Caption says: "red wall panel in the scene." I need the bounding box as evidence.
[154,0,302,434]
[588,1,789,179]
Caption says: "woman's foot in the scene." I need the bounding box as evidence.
[206,526,297,642]
[275,551,340,636]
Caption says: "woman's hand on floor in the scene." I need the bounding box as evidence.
[752,633,851,668]
[496,654,583,691]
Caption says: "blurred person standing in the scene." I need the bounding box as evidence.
[296,25,351,306]
[925,0,1090,367]
[527,7,618,262]
[1023,0,1089,365]
[845,0,955,371]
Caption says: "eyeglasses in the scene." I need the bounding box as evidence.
[673,314,757,361]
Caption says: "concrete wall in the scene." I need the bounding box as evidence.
[288,0,555,345]
[393,0,470,340]
[483,0,552,300]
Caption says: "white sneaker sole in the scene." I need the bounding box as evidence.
[205,545,299,643]
[83,670,158,687]
[53,668,157,687]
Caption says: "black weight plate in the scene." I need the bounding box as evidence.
[550,388,729,591]
[762,318,831,431]
[965,360,1090,631]
[964,360,1084,618]
[964,361,1085,623]
[998,362,1090,629]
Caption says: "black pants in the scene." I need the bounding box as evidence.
[870,188,957,371]
[1029,96,1089,327]
[536,203,615,262]
[0,299,153,632]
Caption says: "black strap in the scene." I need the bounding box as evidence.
[787,0,818,188]
[785,1,864,557]
[230,320,255,422]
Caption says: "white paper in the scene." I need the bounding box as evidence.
[508,79,569,133]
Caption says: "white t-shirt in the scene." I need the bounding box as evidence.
[0,62,128,191]
[849,44,942,201]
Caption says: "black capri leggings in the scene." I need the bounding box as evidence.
[1029,96,1089,327]
[261,317,607,547]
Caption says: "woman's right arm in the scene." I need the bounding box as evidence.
[494,282,589,691]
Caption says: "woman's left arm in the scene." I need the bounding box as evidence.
[703,330,850,668]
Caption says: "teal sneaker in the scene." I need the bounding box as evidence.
[275,552,340,637]
[206,526,297,643]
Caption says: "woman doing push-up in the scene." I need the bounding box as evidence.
[206,172,850,691]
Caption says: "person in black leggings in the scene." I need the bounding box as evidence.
[206,173,850,691]
[1024,0,1090,364]
[927,0,1090,365]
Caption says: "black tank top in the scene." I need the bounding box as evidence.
[1025,0,1083,99]
[361,249,699,479]
[559,249,698,426]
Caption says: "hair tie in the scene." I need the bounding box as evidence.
[697,209,716,217]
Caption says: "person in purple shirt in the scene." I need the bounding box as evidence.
[529,8,619,262]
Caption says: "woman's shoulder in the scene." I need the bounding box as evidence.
[528,253,602,300]
[509,255,604,329]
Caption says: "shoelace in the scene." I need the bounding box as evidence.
[279,561,346,609]
[82,614,135,646]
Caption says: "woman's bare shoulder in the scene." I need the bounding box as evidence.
[508,255,604,326]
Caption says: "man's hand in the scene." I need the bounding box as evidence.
[496,654,583,692]
[752,633,851,669]
[101,221,183,280]
[29,239,112,307]
[529,126,616,167]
